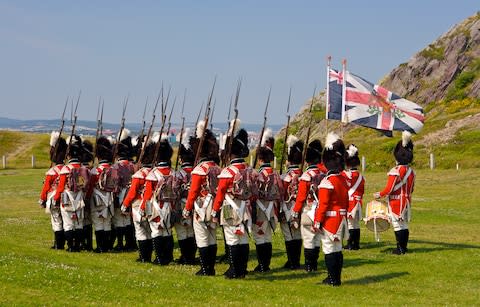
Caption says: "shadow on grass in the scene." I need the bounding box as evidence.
[247,268,320,281]
[342,271,409,285]
[406,239,480,253]
[343,257,382,268]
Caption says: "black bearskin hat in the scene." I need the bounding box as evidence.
[157,137,173,163]
[231,129,249,158]
[286,135,303,165]
[322,132,346,172]
[256,128,275,163]
[96,136,113,161]
[66,134,83,159]
[306,139,323,164]
[345,144,360,168]
[49,131,67,164]
[394,131,414,165]
[81,139,94,164]
[117,129,134,160]
[189,120,219,161]
[141,140,156,165]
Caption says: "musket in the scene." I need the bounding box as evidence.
[94,97,104,162]
[209,99,216,131]
[136,90,160,165]
[152,86,172,164]
[65,91,81,161]
[252,86,271,168]
[174,89,187,170]
[279,87,292,174]
[222,78,242,166]
[299,86,317,171]
[112,95,129,163]
[194,77,217,166]
[100,98,104,135]
[166,96,177,137]
[193,101,204,136]
[138,96,148,143]
[51,96,69,165]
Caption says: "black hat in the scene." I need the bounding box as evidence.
[306,139,323,164]
[81,139,94,164]
[189,120,219,161]
[117,129,134,159]
[394,131,414,165]
[345,144,360,168]
[157,136,173,163]
[96,136,113,161]
[322,132,346,172]
[141,138,156,165]
[256,128,275,163]
[49,131,67,164]
[67,134,84,159]
[231,128,249,158]
[286,135,304,165]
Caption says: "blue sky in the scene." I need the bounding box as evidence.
[0,1,478,125]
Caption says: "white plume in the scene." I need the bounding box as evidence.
[227,119,241,136]
[402,130,412,147]
[196,120,206,139]
[161,133,169,141]
[346,144,358,158]
[120,128,130,141]
[107,136,115,145]
[50,131,60,147]
[325,132,340,150]
[151,131,161,144]
[286,135,299,154]
[131,135,139,147]
[219,134,227,150]
[182,128,191,149]
[261,128,273,147]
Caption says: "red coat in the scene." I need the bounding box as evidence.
[86,162,112,198]
[40,164,64,201]
[341,169,365,213]
[54,160,83,202]
[142,164,173,209]
[184,160,219,212]
[122,167,151,208]
[314,173,349,234]
[292,166,322,214]
[379,165,415,217]
[212,160,250,213]
[317,163,328,174]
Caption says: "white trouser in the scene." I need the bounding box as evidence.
[91,211,112,231]
[61,206,84,231]
[149,219,172,238]
[193,217,216,248]
[223,224,249,246]
[301,224,321,249]
[253,220,273,244]
[320,232,343,254]
[347,216,361,229]
[134,219,152,241]
[391,217,409,231]
[280,222,302,241]
[174,222,195,241]
[50,206,63,232]
[112,208,132,228]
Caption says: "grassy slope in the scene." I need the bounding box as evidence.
[1,168,479,306]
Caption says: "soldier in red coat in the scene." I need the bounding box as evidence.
[292,139,325,272]
[342,144,365,250]
[313,133,348,286]
[121,137,157,263]
[280,135,303,269]
[183,121,221,276]
[212,127,256,279]
[79,139,94,251]
[39,131,67,249]
[253,128,283,272]
[374,131,416,255]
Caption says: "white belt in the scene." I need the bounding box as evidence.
[326,209,347,217]
[389,195,402,199]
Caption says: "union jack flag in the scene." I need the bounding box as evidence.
[326,68,344,121]
[342,71,425,133]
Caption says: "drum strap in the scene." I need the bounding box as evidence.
[348,174,363,198]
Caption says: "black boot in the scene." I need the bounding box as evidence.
[103,230,112,252]
[152,236,163,265]
[207,244,217,276]
[176,239,187,264]
[113,227,125,252]
[283,241,292,269]
[304,248,314,272]
[329,252,343,286]
[322,253,336,285]
[136,240,150,263]
[353,229,361,250]
[312,247,320,271]
[241,244,249,276]
[65,230,75,252]
[94,230,104,253]
[184,237,197,265]
[265,242,272,271]
[84,225,93,251]
[345,230,354,250]
[392,231,404,255]
[54,231,65,250]
[402,229,409,253]
[196,247,210,276]
[291,239,302,269]
[73,229,83,252]
[223,244,233,276]
[161,235,174,265]
[225,245,244,279]
[145,239,153,262]
[254,243,266,272]
[124,224,138,251]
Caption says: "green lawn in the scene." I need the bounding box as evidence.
[1,168,479,306]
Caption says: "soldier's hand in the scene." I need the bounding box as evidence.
[38,199,47,208]
[182,209,191,219]
[121,204,130,215]
[373,192,381,199]
[312,222,322,233]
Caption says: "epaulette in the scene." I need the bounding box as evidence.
[388,166,400,176]
[319,176,334,189]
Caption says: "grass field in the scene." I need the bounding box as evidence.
[1,168,480,306]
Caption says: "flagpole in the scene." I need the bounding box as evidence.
[326,55,331,138]
[341,58,347,139]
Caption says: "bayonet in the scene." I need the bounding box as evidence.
[252,86,271,168]
[300,86,317,171]
[279,87,292,174]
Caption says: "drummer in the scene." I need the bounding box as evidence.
[374,131,416,255]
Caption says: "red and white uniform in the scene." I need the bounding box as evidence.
[143,163,174,238]
[254,164,280,244]
[212,159,254,246]
[280,166,302,241]
[54,159,87,231]
[174,163,194,241]
[341,169,365,229]
[184,160,219,248]
[315,173,349,254]
[40,164,64,232]
[88,161,113,231]
[112,159,135,228]
[378,165,415,231]
[292,165,324,249]
[122,166,152,240]
[317,163,328,174]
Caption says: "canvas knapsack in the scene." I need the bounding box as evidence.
[203,164,222,196]
[67,166,89,193]
[154,170,178,203]
[284,171,300,202]
[98,165,118,192]
[308,170,325,201]
[258,170,284,202]
[113,162,134,192]
[176,169,191,199]
[230,166,258,200]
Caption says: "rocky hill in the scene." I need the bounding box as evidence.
[275,13,480,170]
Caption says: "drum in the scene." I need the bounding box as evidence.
[364,200,390,232]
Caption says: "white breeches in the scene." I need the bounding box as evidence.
[174,222,195,241]
[253,221,273,244]
[347,216,361,229]
[391,217,409,231]
[112,208,132,228]
[61,206,84,231]
[280,221,302,241]
[134,219,152,241]
[301,224,321,249]
[149,220,172,238]
[50,207,63,232]
[91,213,111,231]
[320,232,343,254]
[193,218,216,248]
[223,224,249,246]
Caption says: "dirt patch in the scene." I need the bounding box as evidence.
[418,113,480,146]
